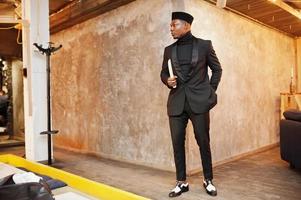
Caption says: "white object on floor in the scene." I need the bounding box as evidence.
[0,162,25,179]
[52,186,99,200]
[54,192,93,200]
[13,172,42,184]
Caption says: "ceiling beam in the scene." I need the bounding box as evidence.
[268,0,301,19]
[50,0,135,34]
[0,18,24,24]
[216,0,227,8]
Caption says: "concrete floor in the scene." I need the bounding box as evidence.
[1,146,301,200]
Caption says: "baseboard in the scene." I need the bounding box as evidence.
[187,142,280,176]
[55,142,280,176]
[53,145,176,173]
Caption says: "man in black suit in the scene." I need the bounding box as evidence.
[160,12,222,197]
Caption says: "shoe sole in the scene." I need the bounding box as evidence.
[168,187,189,198]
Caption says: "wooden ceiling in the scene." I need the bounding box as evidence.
[2,0,301,59]
[49,0,301,36]
[208,0,301,37]
[49,0,74,15]
[0,0,134,58]
[49,0,135,34]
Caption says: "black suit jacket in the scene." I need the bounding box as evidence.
[161,36,222,116]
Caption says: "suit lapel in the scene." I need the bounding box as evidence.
[171,43,185,81]
[186,38,199,80]
[171,37,199,82]
[191,38,198,66]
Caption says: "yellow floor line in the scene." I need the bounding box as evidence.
[0,154,150,200]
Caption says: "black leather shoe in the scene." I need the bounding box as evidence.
[203,179,217,196]
[168,182,189,198]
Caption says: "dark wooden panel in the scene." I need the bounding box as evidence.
[285,0,301,10]
[0,24,22,59]
[49,0,75,15]
[49,0,135,34]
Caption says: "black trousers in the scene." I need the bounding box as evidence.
[169,98,213,181]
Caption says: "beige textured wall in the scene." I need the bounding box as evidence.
[185,0,295,171]
[51,0,295,172]
[51,0,182,170]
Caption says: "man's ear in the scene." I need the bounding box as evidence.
[185,22,191,31]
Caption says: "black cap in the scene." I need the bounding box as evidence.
[172,12,194,24]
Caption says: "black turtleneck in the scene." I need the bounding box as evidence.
[177,31,193,81]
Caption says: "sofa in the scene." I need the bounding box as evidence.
[280,109,301,169]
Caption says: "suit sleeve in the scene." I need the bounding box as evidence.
[160,47,172,89]
[207,41,222,91]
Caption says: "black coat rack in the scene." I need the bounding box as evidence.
[33,42,62,165]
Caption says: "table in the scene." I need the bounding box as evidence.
[280,93,301,119]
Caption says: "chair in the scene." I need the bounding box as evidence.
[280,109,301,169]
